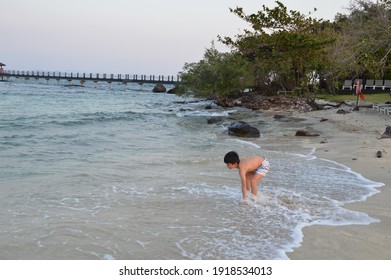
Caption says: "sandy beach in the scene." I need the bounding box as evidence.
[286,101,391,259]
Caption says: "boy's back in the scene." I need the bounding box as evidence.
[224,151,269,203]
[239,156,264,173]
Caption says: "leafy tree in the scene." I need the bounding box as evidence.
[329,0,391,80]
[179,43,253,105]
[179,0,391,100]
[219,1,335,95]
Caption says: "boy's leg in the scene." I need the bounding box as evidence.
[250,173,264,196]
[246,172,255,192]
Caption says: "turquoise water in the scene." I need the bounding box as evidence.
[0,80,383,259]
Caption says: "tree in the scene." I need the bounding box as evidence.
[329,0,391,80]
[219,1,335,95]
[179,43,254,105]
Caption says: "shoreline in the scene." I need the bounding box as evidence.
[284,104,391,259]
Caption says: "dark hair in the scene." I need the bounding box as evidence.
[224,151,240,164]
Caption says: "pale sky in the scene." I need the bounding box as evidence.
[1,0,352,76]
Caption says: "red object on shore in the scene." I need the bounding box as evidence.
[355,80,365,100]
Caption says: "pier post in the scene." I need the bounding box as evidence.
[22,71,30,83]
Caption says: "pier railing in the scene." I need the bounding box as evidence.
[1,70,181,85]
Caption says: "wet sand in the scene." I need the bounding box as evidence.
[287,103,391,259]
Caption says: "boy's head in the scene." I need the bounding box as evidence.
[224,151,240,169]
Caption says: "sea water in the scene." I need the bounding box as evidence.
[0,80,383,259]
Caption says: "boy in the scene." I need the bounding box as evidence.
[224,151,270,204]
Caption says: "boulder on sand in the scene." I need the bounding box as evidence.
[381,126,391,139]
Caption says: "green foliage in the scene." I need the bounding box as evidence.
[179,0,391,99]
[179,44,253,103]
[316,92,391,103]
[219,1,335,95]
[327,0,391,81]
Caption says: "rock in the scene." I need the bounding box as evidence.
[273,114,286,120]
[295,130,320,137]
[228,121,260,138]
[376,151,382,158]
[207,116,224,124]
[380,126,391,138]
[152,83,166,93]
[167,85,182,94]
[336,109,349,114]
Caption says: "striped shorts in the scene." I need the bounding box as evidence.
[255,159,270,176]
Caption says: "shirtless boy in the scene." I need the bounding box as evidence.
[224,151,270,204]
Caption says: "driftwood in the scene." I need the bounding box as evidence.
[306,100,351,110]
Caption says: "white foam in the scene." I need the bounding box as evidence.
[231,139,261,148]
[176,109,237,117]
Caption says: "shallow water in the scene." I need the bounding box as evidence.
[0,80,383,259]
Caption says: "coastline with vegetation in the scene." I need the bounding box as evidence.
[176,0,391,259]
[228,85,391,259]
[1,0,390,260]
[223,91,391,259]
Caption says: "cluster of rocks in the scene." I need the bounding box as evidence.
[214,117,318,139]
[152,84,180,94]
[223,94,313,112]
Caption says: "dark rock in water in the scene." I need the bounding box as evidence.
[273,114,286,120]
[295,130,320,137]
[320,118,328,122]
[207,116,224,124]
[167,86,179,94]
[228,121,260,138]
[152,83,166,93]
[381,126,391,138]
[376,151,382,158]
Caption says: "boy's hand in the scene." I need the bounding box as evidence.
[240,199,249,205]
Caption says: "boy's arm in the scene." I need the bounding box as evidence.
[239,169,247,202]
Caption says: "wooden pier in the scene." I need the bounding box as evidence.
[0,70,180,87]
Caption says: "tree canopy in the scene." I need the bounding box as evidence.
[179,0,391,100]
